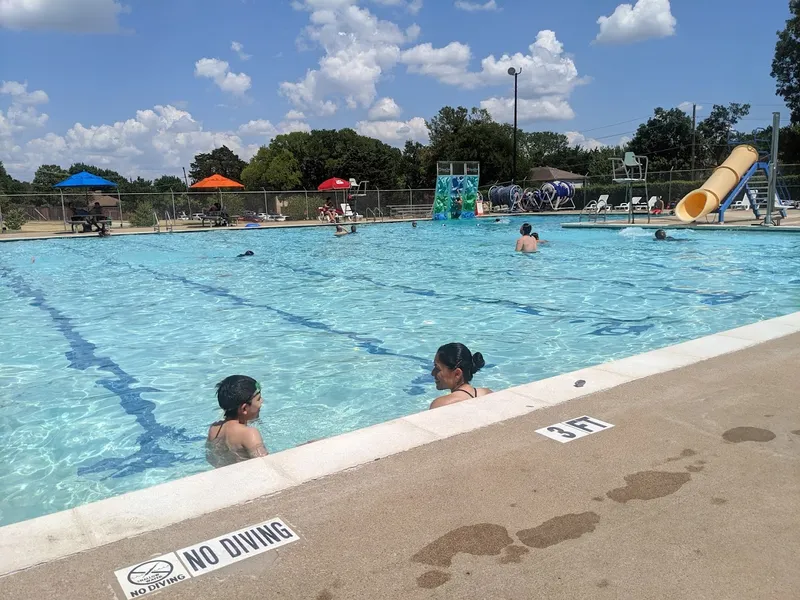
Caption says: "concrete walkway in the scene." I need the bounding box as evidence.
[3,333,799,599]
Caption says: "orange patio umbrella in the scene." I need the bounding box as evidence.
[190,174,244,189]
[189,174,244,209]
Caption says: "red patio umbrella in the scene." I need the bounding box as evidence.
[317,177,351,191]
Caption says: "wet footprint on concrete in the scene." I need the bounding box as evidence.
[516,512,601,549]
[499,545,529,564]
[606,471,691,503]
[416,570,452,589]
[665,449,697,462]
[722,427,776,443]
[411,524,513,568]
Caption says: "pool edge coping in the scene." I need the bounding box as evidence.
[1,311,799,576]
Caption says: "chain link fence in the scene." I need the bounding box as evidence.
[2,166,797,225]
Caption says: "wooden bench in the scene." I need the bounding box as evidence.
[386,204,433,218]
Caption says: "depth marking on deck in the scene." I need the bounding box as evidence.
[114,518,299,599]
[536,416,614,443]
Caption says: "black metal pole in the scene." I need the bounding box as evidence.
[512,73,518,184]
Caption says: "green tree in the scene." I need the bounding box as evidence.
[32,164,69,204]
[696,103,751,166]
[426,106,513,183]
[772,0,800,124]
[241,147,302,190]
[400,141,430,188]
[153,175,187,193]
[189,146,246,183]
[627,107,694,171]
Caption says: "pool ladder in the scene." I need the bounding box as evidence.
[153,211,174,233]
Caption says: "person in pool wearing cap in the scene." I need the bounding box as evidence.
[206,375,268,467]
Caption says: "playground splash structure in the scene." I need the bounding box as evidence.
[433,161,480,220]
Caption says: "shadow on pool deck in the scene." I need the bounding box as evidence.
[2,333,800,599]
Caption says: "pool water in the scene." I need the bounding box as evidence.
[0,218,798,526]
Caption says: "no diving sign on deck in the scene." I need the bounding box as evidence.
[114,518,299,599]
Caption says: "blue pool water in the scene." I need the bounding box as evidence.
[0,217,798,526]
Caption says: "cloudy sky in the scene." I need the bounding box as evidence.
[0,0,791,180]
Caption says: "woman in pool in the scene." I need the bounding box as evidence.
[429,343,492,409]
[206,375,268,467]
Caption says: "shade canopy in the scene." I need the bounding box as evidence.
[190,174,245,189]
[317,177,351,191]
[528,166,585,182]
[54,171,117,188]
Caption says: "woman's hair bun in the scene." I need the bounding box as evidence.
[471,352,485,373]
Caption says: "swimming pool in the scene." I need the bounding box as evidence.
[0,218,798,526]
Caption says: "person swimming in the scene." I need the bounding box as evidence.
[237,250,255,257]
[429,343,493,409]
[334,224,348,237]
[206,375,268,467]
[350,225,357,234]
[532,232,548,244]
[655,229,689,242]
[412,221,417,228]
[515,223,538,253]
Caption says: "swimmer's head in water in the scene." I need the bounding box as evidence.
[520,223,532,236]
[532,232,539,240]
[432,342,486,390]
[216,375,262,421]
[238,250,254,257]
[412,221,417,227]
[655,229,667,240]
[495,218,501,222]
[350,225,357,233]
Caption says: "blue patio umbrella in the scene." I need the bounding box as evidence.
[54,171,121,230]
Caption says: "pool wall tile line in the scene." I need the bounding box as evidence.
[1,311,799,577]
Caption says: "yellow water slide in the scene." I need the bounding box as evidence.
[674,145,759,222]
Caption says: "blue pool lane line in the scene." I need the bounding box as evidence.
[0,266,203,479]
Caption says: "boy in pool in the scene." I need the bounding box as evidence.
[206,375,268,467]
[532,232,548,244]
[515,223,538,253]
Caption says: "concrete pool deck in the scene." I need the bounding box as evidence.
[562,208,800,231]
[1,313,799,599]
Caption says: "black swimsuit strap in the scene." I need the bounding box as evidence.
[454,386,477,398]
[213,421,227,440]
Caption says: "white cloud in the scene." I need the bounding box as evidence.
[454,0,498,12]
[368,97,402,120]
[231,41,252,60]
[370,0,422,12]
[0,81,50,134]
[194,58,252,96]
[678,101,702,114]
[618,135,631,147]
[355,117,429,145]
[402,30,585,123]
[480,96,574,122]
[595,0,676,45]
[285,109,306,120]
[0,103,261,180]
[565,131,605,151]
[0,81,49,105]
[238,118,312,138]
[280,0,418,114]
[0,0,127,33]
[400,42,473,86]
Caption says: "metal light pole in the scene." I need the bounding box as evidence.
[765,112,781,226]
[507,67,522,183]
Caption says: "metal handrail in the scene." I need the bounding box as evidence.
[164,211,174,232]
[366,207,385,222]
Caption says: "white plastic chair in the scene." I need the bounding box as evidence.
[340,203,362,221]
